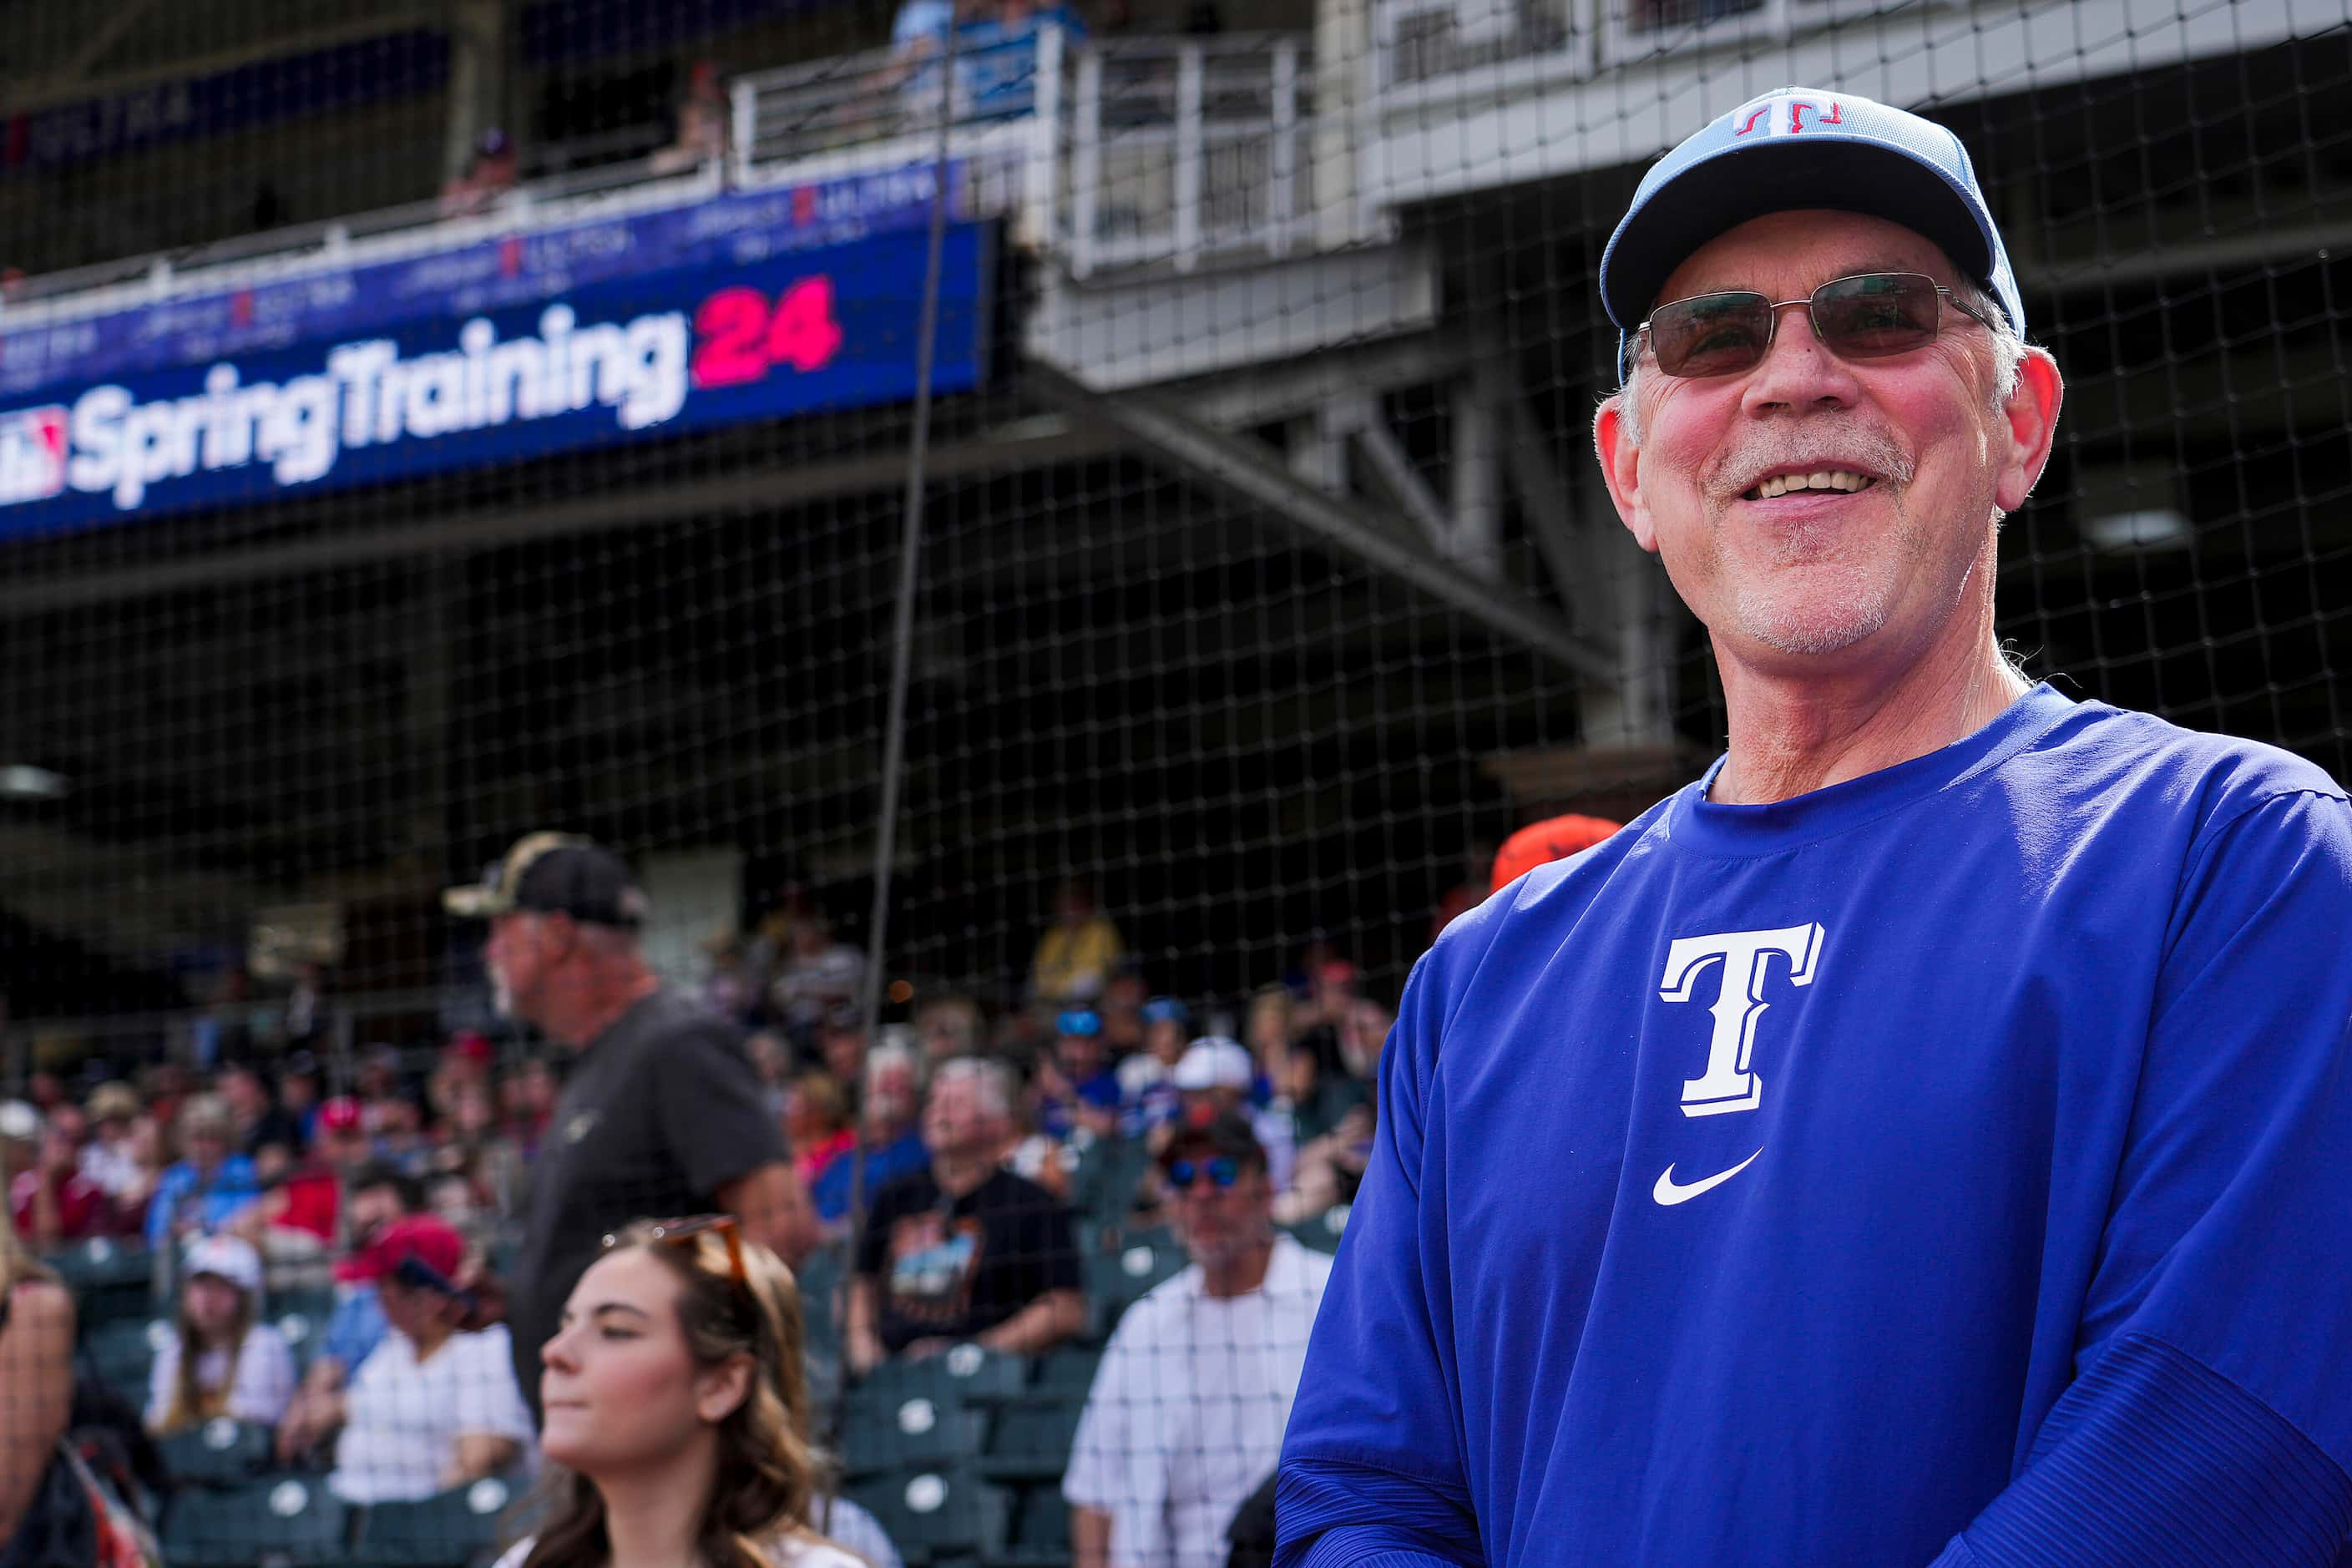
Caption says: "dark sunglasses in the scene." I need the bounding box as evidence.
[604,1213,746,1284]
[1636,271,1999,379]
[1167,1156,1242,1192]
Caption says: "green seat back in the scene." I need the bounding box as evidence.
[979,1399,1085,1482]
[164,1475,349,1565]
[159,1418,274,1487]
[844,1467,1009,1566]
[349,1473,524,1566]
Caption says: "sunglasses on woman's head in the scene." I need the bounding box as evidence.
[604,1213,746,1284]
[1636,271,2000,379]
[1166,1156,1242,1192]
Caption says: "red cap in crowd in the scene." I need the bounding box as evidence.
[342,1214,466,1287]
[446,1031,493,1068]
[1491,813,1622,893]
[318,1097,363,1134]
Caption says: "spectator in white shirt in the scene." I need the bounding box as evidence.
[326,1216,533,1504]
[1064,1115,1333,1568]
[146,1234,297,1435]
[503,1215,894,1568]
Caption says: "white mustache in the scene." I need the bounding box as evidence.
[1712,425,1916,498]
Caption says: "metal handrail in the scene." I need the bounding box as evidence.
[1,28,1323,326]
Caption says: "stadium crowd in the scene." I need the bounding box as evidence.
[0,878,1400,1567]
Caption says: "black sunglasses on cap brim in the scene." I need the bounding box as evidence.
[1636,271,1999,379]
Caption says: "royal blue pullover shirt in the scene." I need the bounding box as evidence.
[1277,686,2352,1566]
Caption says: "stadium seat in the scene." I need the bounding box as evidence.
[272,1292,337,1364]
[978,1399,1085,1482]
[349,1472,525,1566]
[840,1396,989,1479]
[856,1343,1030,1408]
[49,1237,158,1327]
[164,1474,351,1565]
[844,1466,1010,1566]
[1028,1346,1102,1398]
[796,1243,847,1345]
[989,1480,1073,1568]
[1068,1138,1154,1227]
[1083,1231,1186,1341]
[159,1417,274,1487]
[83,1317,163,1405]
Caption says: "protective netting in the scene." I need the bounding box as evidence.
[1,2,2347,1565]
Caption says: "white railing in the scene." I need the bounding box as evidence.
[1371,0,1969,101]
[1,28,1321,326]
[1060,35,1314,276]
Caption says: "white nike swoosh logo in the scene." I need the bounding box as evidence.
[1652,1148,1763,1206]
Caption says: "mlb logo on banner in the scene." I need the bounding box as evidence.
[0,406,67,504]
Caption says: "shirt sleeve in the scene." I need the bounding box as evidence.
[146,1337,177,1430]
[144,1169,181,1248]
[232,1326,298,1428]
[1060,1309,1139,1511]
[452,1329,535,1444]
[654,1017,790,1200]
[321,1287,386,1374]
[1277,951,1485,1568]
[1932,790,2352,1566]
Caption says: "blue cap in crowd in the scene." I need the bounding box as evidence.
[1599,87,2024,378]
[1141,996,1191,1029]
[1056,1009,1102,1038]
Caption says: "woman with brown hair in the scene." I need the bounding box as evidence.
[501,1216,898,1568]
[144,1234,296,1436]
[0,1222,74,1552]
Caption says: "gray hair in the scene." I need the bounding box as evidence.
[1606,277,2026,452]
[864,1040,920,1094]
[928,1055,1017,1121]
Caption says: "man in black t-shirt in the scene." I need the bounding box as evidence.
[848,1056,1084,1369]
[444,832,815,1416]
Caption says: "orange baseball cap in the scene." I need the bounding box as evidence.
[1491,814,1621,893]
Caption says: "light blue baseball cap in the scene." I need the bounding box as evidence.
[1599,88,2024,379]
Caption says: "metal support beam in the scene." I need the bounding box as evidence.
[1501,393,1676,746]
[42,0,162,94]
[0,418,1115,615]
[443,0,508,184]
[1451,358,1505,580]
[3,12,441,117]
[1352,417,1458,558]
[1029,363,1616,681]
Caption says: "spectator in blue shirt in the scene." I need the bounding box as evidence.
[811,1043,930,1227]
[954,0,1087,120]
[144,1093,260,1249]
[1034,1009,1120,1142]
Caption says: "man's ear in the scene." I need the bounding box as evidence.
[1995,348,2062,514]
[1593,398,1658,554]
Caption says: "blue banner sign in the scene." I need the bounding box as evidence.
[0,164,958,400]
[0,220,993,539]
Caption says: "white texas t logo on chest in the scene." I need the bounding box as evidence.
[1656,923,1826,1116]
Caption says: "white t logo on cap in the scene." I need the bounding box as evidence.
[1734,95,1845,138]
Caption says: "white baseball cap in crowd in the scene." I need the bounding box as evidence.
[1173,1037,1255,1092]
[183,1234,264,1297]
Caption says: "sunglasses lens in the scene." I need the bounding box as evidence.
[1813,273,1940,358]
[1649,291,1771,377]
[1210,1156,1240,1188]
[1168,1161,1197,1191]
